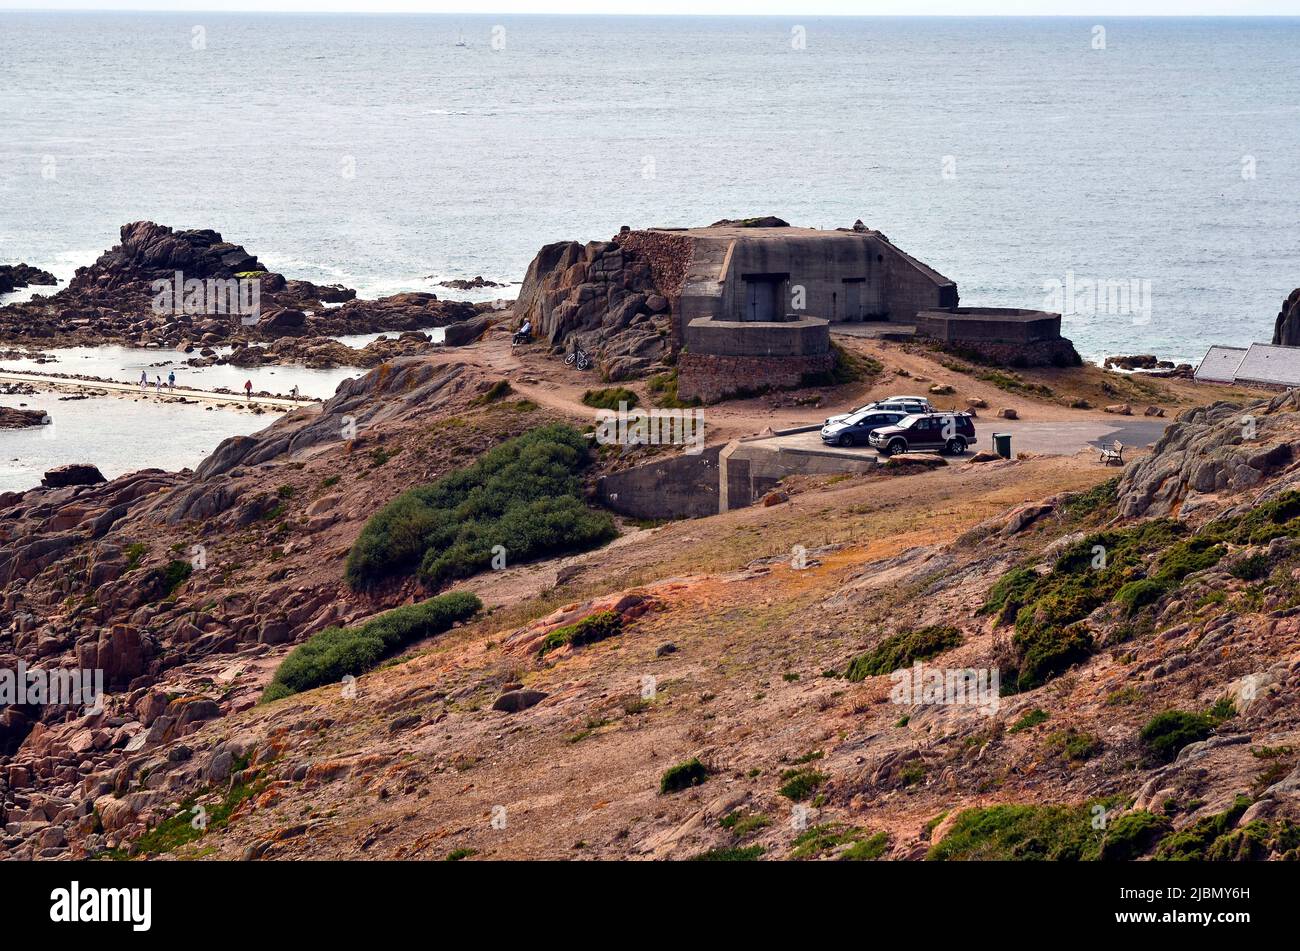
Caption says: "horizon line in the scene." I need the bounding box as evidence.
[5,8,1300,16]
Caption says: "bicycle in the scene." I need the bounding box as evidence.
[563,341,591,371]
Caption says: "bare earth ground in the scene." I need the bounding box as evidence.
[160,452,1110,860]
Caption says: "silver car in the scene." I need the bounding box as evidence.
[824,397,932,429]
[821,408,908,447]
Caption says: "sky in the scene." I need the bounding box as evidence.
[2,1,1297,14]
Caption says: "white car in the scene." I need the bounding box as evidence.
[824,396,932,428]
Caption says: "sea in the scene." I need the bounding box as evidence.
[1,12,1298,487]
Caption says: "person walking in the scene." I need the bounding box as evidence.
[155,375,162,395]
[289,384,299,402]
[244,379,253,401]
[139,370,147,392]
[167,370,176,392]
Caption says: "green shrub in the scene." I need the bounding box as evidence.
[582,387,638,410]
[647,369,701,409]
[900,762,927,786]
[1046,728,1103,762]
[1098,811,1171,861]
[1106,686,1140,706]
[984,519,1196,691]
[1215,490,1300,545]
[790,823,887,860]
[690,845,764,861]
[844,625,963,681]
[927,802,1107,861]
[1114,578,1169,617]
[345,424,616,589]
[660,758,710,794]
[975,369,1054,397]
[1154,796,1253,860]
[470,380,513,405]
[1060,478,1119,521]
[1153,537,1226,583]
[123,542,148,570]
[980,567,1039,623]
[801,342,882,388]
[928,799,1179,862]
[1013,622,1093,691]
[1201,818,1300,861]
[1229,553,1272,581]
[1008,708,1049,733]
[778,767,827,802]
[719,811,770,837]
[538,610,623,656]
[104,775,265,859]
[1208,696,1236,722]
[841,831,890,861]
[261,591,481,702]
[160,559,193,596]
[1139,710,1216,764]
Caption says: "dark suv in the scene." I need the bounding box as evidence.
[868,412,977,456]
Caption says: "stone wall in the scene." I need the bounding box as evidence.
[678,351,834,403]
[684,315,830,358]
[613,229,694,303]
[720,436,880,511]
[916,307,1062,344]
[915,307,1081,367]
[938,337,1082,368]
[596,445,722,519]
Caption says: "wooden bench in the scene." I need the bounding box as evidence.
[1100,440,1124,465]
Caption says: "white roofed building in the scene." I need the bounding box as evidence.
[1193,345,1247,383]
[1233,343,1300,389]
[1196,342,1300,390]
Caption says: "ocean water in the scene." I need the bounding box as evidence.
[0,344,364,399]
[0,390,271,492]
[2,13,1299,367]
[0,325,446,398]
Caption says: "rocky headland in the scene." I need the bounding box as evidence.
[1273,288,1300,347]
[0,222,488,365]
[514,234,675,381]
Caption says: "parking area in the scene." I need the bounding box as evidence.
[745,416,1170,462]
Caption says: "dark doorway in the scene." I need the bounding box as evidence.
[741,272,787,322]
[842,277,865,321]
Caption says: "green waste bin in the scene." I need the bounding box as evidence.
[993,432,1013,459]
